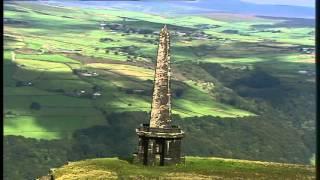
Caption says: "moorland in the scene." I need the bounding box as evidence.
[3,1,315,179]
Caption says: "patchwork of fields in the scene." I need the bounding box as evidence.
[3,2,315,140]
[3,2,316,180]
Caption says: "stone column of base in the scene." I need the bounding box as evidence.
[163,139,173,165]
[147,139,156,166]
[133,137,144,164]
[155,154,161,166]
[171,139,182,164]
[163,139,183,165]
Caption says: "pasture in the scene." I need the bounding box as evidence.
[3,1,314,139]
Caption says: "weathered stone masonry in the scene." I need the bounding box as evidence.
[133,25,185,166]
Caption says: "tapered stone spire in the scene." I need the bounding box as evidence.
[133,25,184,166]
[150,25,171,128]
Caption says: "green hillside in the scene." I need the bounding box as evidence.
[3,1,268,139]
[4,1,314,139]
[49,157,315,179]
[3,1,315,180]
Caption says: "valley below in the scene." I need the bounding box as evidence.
[3,1,315,179]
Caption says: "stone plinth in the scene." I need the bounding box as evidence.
[133,124,185,166]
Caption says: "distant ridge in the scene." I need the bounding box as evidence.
[49,0,315,19]
[174,0,315,18]
[256,15,316,20]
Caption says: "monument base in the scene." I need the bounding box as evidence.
[133,124,185,166]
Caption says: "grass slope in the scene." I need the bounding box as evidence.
[52,157,315,179]
[3,1,314,140]
[3,2,316,179]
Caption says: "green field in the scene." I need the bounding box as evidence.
[51,157,315,179]
[8,2,306,139]
[4,1,315,139]
[3,2,316,180]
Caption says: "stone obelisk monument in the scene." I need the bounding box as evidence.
[150,25,172,128]
[133,25,185,166]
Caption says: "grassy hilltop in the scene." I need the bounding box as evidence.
[3,1,315,180]
[51,157,315,179]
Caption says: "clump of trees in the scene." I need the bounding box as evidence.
[99,38,114,42]
[138,29,153,34]
[30,102,41,110]
[222,30,239,34]
[125,89,133,94]
[235,70,281,89]
[174,88,184,98]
